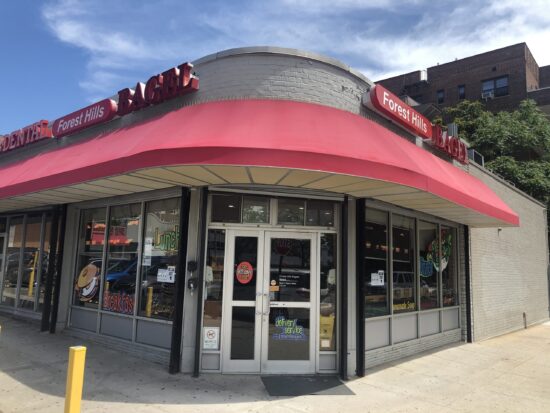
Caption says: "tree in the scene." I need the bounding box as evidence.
[438,100,550,248]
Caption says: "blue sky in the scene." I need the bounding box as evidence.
[2,0,550,133]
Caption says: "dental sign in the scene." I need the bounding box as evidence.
[52,62,199,138]
[0,121,53,154]
[364,85,468,164]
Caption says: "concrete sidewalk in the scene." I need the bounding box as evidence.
[1,315,550,412]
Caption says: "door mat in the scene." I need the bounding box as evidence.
[261,375,354,396]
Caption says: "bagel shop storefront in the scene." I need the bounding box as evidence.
[0,47,541,379]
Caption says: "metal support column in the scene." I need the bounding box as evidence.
[50,204,67,333]
[339,195,348,380]
[193,187,208,377]
[355,199,366,377]
[169,187,191,374]
[40,206,60,332]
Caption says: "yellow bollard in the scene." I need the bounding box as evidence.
[145,286,153,317]
[28,251,39,298]
[64,346,87,413]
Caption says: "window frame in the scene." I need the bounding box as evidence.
[363,199,460,322]
[481,75,509,97]
[458,84,465,100]
[436,89,445,104]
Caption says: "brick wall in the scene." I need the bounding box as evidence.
[468,163,549,341]
[539,66,550,88]
[377,43,533,113]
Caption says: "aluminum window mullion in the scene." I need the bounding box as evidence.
[15,215,28,308]
[415,218,421,337]
[96,207,110,333]
[388,212,393,317]
[0,217,9,301]
[438,223,443,332]
[33,213,47,312]
[132,201,145,341]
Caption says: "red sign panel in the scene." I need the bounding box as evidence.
[364,85,432,139]
[236,261,254,284]
[117,62,199,116]
[0,120,53,154]
[52,99,118,138]
[364,85,468,164]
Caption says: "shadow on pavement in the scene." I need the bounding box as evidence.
[0,315,271,406]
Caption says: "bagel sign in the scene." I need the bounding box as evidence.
[51,62,199,138]
[364,85,468,164]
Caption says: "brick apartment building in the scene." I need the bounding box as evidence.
[377,43,550,116]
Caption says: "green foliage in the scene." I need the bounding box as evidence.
[438,99,550,206]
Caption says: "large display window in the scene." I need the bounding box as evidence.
[362,205,460,318]
[70,195,183,348]
[0,213,54,312]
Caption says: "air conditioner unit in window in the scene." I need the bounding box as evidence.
[481,91,494,100]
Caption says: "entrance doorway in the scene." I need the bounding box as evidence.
[221,230,317,374]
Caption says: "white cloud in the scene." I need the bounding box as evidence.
[41,0,550,100]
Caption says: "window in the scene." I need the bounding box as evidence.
[1,216,24,307]
[364,209,389,317]
[482,76,508,97]
[458,85,465,100]
[102,203,141,315]
[392,215,416,313]
[138,198,180,320]
[320,233,337,351]
[211,194,241,223]
[441,226,457,306]
[278,198,305,225]
[436,89,445,104]
[73,208,106,309]
[17,214,43,310]
[419,221,439,310]
[203,229,226,350]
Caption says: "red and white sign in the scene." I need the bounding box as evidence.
[52,99,118,138]
[364,85,432,139]
[117,62,199,116]
[364,85,468,164]
[236,261,254,284]
[50,61,199,139]
[0,120,53,154]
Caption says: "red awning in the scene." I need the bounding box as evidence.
[0,99,518,226]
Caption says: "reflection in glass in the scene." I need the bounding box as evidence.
[103,203,141,315]
[211,194,241,223]
[18,214,43,310]
[73,208,106,309]
[1,217,24,307]
[268,308,310,360]
[139,198,180,320]
[233,237,258,301]
[419,221,439,310]
[230,307,255,360]
[203,229,225,350]
[269,238,310,302]
[392,215,416,313]
[306,200,334,226]
[277,199,305,225]
[441,226,457,307]
[320,234,337,351]
[242,196,269,224]
[37,216,52,311]
[364,209,389,317]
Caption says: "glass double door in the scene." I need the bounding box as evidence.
[221,230,317,374]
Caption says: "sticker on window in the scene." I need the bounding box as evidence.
[236,261,254,284]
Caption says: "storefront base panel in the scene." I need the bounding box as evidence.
[64,328,170,366]
[0,305,42,322]
[364,328,462,371]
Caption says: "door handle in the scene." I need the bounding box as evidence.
[263,292,270,316]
